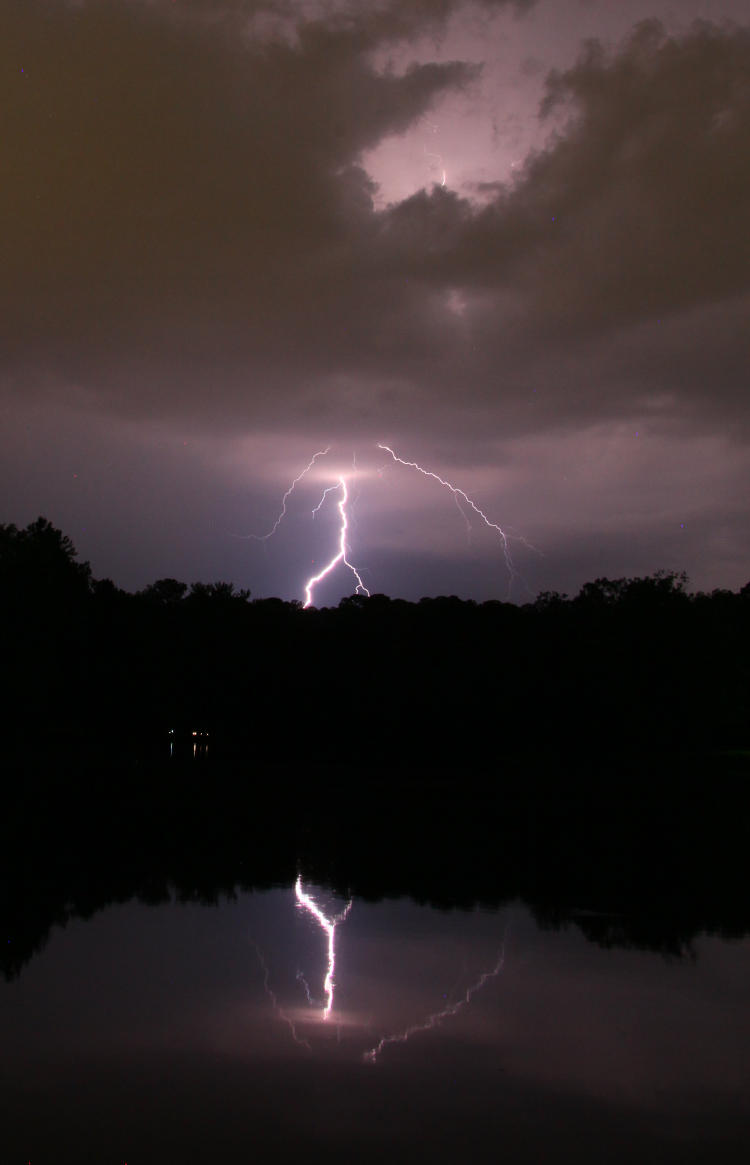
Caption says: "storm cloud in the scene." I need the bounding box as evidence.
[2,0,748,597]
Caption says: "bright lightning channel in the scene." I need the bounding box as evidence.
[363,946,506,1064]
[377,444,515,578]
[249,443,534,602]
[295,876,352,1020]
[303,477,369,609]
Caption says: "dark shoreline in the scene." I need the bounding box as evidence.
[3,520,750,977]
[4,747,750,981]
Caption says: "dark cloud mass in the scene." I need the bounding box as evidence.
[1,0,748,597]
[2,2,475,379]
[499,19,750,324]
[378,20,750,416]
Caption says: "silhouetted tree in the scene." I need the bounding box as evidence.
[0,516,91,607]
[138,578,188,604]
[187,581,250,605]
[2,512,748,761]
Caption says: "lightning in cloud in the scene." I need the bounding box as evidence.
[363,945,506,1064]
[303,477,370,609]
[377,443,516,578]
[295,876,352,1020]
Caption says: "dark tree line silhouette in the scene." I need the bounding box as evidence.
[3,518,750,980]
[2,516,748,763]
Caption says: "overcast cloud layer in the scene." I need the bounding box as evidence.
[2,0,748,600]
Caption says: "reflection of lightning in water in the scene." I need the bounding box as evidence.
[253,944,311,1051]
[295,876,352,1019]
[251,447,331,541]
[303,478,370,609]
[296,969,315,1006]
[377,444,517,579]
[363,946,506,1064]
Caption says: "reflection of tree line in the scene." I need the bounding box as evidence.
[2,517,749,761]
[3,750,750,980]
[2,517,750,977]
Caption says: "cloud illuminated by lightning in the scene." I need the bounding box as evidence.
[362,945,506,1064]
[303,477,370,609]
[295,876,352,1020]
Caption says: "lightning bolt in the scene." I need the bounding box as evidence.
[250,447,331,541]
[311,481,341,517]
[377,443,516,578]
[363,946,506,1064]
[295,876,352,1020]
[303,477,370,609]
[243,443,536,603]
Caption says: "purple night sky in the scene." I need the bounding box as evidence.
[2,0,749,603]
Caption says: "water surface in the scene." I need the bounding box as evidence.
[3,878,749,1163]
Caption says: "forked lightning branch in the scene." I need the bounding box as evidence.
[249,443,524,605]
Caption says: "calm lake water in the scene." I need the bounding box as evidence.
[3,878,749,1163]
